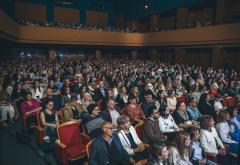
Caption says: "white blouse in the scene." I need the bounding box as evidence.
[167,97,177,110]
[158,115,178,133]
[169,147,192,165]
[117,125,142,155]
[216,122,237,144]
[200,127,224,155]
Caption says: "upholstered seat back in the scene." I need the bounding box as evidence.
[135,123,143,141]
[58,122,81,146]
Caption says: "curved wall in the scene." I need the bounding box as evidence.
[1,10,240,46]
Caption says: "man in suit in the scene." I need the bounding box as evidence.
[94,80,107,102]
[72,77,83,94]
[89,121,134,165]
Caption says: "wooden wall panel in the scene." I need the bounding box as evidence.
[54,7,80,23]
[86,11,108,26]
[116,12,125,27]
[185,51,210,69]
[160,17,175,30]
[15,2,47,21]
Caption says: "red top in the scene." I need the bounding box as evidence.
[20,99,41,116]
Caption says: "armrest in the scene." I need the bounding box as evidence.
[143,144,150,148]
[206,153,217,162]
[80,133,92,145]
[223,144,229,151]
[55,139,68,165]
[55,139,66,149]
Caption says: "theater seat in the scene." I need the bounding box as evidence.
[86,139,94,158]
[176,95,186,104]
[36,112,44,145]
[55,121,91,165]
[135,122,144,141]
[222,97,237,108]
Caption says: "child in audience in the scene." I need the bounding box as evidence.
[188,127,217,165]
[228,107,240,141]
[216,110,239,153]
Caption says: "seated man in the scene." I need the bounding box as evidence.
[89,121,133,165]
[102,99,120,128]
[142,106,167,144]
[187,97,202,121]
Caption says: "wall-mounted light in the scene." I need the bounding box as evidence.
[144,0,149,10]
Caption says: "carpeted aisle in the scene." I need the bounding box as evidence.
[0,120,57,165]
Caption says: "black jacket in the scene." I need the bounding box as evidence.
[89,133,131,165]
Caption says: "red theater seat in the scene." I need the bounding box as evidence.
[55,121,91,165]
[223,97,237,108]
[176,95,186,104]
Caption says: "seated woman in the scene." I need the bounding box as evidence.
[117,115,148,163]
[116,86,129,110]
[149,142,169,165]
[63,97,82,123]
[82,103,105,138]
[198,93,215,116]
[155,90,167,113]
[40,100,59,148]
[172,102,198,129]
[80,92,95,112]
[166,90,177,114]
[199,115,231,165]
[20,92,41,131]
[125,95,145,125]
[188,127,217,165]
[168,131,193,165]
[159,107,183,141]
[216,110,239,153]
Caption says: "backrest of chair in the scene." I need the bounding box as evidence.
[121,107,127,115]
[135,122,143,141]
[176,96,186,104]
[37,112,44,128]
[86,139,94,158]
[223,97,236,108]
[57,122,81,146]
[57,108,65,123]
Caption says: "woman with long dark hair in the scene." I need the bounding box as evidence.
[198,93,215,116]
[169,131,192,165]
[150,142,169,165]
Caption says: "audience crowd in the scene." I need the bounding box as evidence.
[16,18,136,33]
[17,18,214,33]
[0,57,239,164]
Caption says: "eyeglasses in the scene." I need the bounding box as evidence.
[48,104,54,106]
